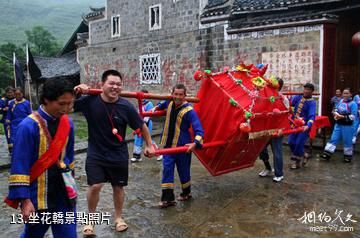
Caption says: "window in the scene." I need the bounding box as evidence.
[149,4,161,30]
[139,53,161,84]
[111,15,120,37]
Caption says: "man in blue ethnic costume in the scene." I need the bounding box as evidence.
[0,86,15,153]
[321,88,357,162]
[5,78,77,238]
[155,84,204,208]
[6,88,32,153]
[288,83,316,169]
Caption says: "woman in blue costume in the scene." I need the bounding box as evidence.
[0,86,15,153]
[131,89,162,162]
[321,88,357,162]
[6,88,32,152]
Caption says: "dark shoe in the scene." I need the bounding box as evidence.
[320,152,331,160]
[302,156,309,166]
[344,156,352,163]
[290,162,300,169]
[158,200,176,208]
[302,153,311,167]
[290,157,301,169]
[177,193,192,201]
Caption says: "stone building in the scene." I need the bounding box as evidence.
[77,0,360,115]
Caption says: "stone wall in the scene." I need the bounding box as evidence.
[79,0,204,95]
[203,25,322,92]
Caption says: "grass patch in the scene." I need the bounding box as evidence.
[73,117,88,141]
[0,124,4,135]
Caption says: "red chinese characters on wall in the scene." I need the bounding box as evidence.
[262,50,314,92]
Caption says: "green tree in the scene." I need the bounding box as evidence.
[0,42,26,60]
[25,26,62,57]
[0,58,14,93]
[0,43,25,92]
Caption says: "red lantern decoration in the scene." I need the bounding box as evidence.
[351,31,360,46]
[272,108,281,114]
[239,122,251,133]
[194,70,204,81]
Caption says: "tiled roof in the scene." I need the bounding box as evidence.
[83,6,105,21]
[83,11,104,20]
[201,0,360,31]
[89,6,105,12]
[34,53,79,79]
[201,0,231,20]
[201,6,231,18]
[231,0,342,13]
[206,0,230,8]
[58,21,88,56]
[229,11,338,31]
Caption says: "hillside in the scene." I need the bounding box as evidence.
[0,0,105,46]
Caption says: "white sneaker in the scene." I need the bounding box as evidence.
[131,157,142,162]
[273,176,284,182]
[258,169,272,177]
[156,155,163,161]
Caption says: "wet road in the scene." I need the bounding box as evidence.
[0,141,359,237]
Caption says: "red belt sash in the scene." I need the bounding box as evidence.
[4,113,71,209]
